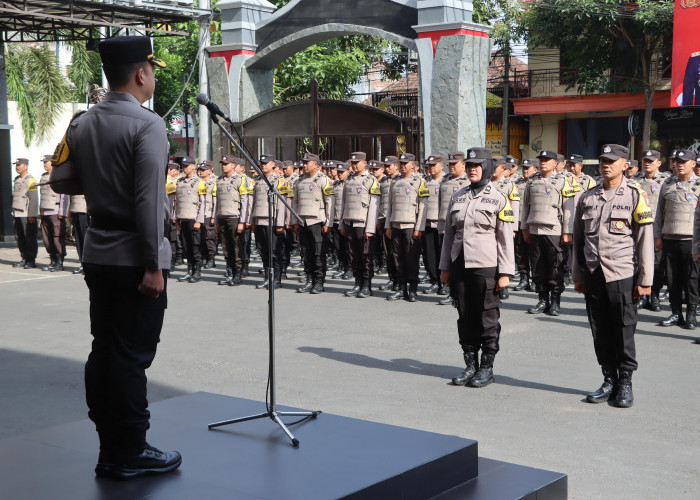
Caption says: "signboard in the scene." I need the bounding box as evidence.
[671,0,700,107]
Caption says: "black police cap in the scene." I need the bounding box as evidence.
[99,36,166,68]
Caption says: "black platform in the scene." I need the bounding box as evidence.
[0,392,566,499]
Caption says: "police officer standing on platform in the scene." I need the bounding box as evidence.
[440,147,515,388]
[655,149,700,329]
[294,153,335,294]
[175,157,206,283]
[197,160,218,269]
[216,155,252,287]
[340,152,381,297]
[520,149,576,315]
[422,154,445,294]
[573,144,654,408]
[49,35,181,478]
[39,154,69,271]
[11,158,38,269]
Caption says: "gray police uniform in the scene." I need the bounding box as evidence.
[175,175,206,277]
[250,173,289,286]
[216,173,252,283]
[422,174,444,287]
[165,174,182,264]
[200,174,218,267]
[39,171,69,267]
[379,173,398,285]
[69,194,88,265]
[332,176,350,276]
[12,173,39,265]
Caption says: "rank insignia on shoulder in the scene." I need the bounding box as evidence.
[498,199,515,223]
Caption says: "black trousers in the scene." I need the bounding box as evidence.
[300,223,329,283]
[255,225,283,273]
[562,244,572,273]
[449,258,501,354]
[219,217,245,270]
[514,230,530,274]
[166,222,178,259]
[13,216,38,262]
[383,229,396,281]
[84,264,167,458]
[369,230,384,269]
[583,267,637,371]
[200,220,218,260]
[530,234,564,293]
[652,248,665,294]
[346,226,374,280]
[421,227,442,283]
[71,212,88,261]
[179,219,202,267]
[662,239,699,311]
[41,214,66,259]
[391,227,422,284]
[243,227,252,265]
[282,229,296,269]
[332,224,349,271]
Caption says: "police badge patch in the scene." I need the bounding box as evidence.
[686,193,695,203]
[545,186,553,195]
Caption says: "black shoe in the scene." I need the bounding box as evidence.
[439,295,454,306]
[468,352,495,388]
[178,266,193,282]
[387,283,406,301]
[188,265,202,283]
[406,282,418,302]
[241,266,250,278]
[451,350,479,386]
[419,274,431,284]
[546,292,560,316]
[73,265,84,275]
[203,258,215,269]
[310,282,325,294]
[525,282,537,292]
[512,273,529,291]
[437,284,449,296]
[297,280,313,293]
[423,282,440,294]
[42,258,56,271]
[331,269,344,279]
[528,292,549,314]
[377,266,387,275]
[500,287,509,300]
[682,305,697,330]
[659,312,684,327]
[341,269,353,280]
[229,269,243,286]
[174,255,184,266]
[647,293,661,312]
[635,295,647,310]
[612,370,633,408]
[563,270,572,285]
[694,337,700,344]
[378,279,394,291]
[23,260,36,269]
[659,290,669,302]
[12,259,26,268]
[357,279,373,298]
[345,279,361,297]
[105,444,182,480]
[585,367,618,404]
[218,267,233,285]
[49,258,64,272]
[272,275,282,289]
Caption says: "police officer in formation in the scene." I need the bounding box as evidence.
[166,162,182,270]
[491,155,521,299]
[251,154,288,290]
[440,147,515,388]
[39,154,69,271]
[654,149,700,329]
[369,160,388,275]
[197,160,218,269]
[340,152,381,298]
[69,193,88,274]
[294,153,335,294]
[520,149,576,316]
[422,155,445,294]
[216,155,253,286]
[512,159,537,292]
[385,153,429,302]
[283,160,301,278]
[11,157,38,269]
[174,156,206,283]
[331,161,352,280]
[629,150,670,311]
[377,156,400,291]
[573,144,654,408]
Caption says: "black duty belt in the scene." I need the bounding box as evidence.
[90,217,138,233]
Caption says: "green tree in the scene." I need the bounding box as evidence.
[67,40,102,103]
[522,0,674,150]
[5,44,71,147]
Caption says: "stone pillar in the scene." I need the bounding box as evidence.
[414,0,491,155]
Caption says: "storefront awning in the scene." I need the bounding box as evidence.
[512,91,671,115]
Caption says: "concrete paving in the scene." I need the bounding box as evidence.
[0,245,698,499]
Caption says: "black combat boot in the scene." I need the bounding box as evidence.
[682,305,697,330]
[612,370,634,408]
[635,295,647,310]
[331,265,345,279]
[563,270,573,285]
[13,259,26,268]
[51,257,64,272]
[547,292,561,316]
[189,265,202,283]
[379,279,394,291]
[174,254,184,266]
[341,268,353,280]
[204,257,215,269]
[647,293,661,312]
[256,269,269,289]
[419,274,431,284]
[178,266,193,282]
[229,268,243,286]
[500,287,510,300]
[528,292,549,314]
[72,265,83,274]
[357,279,373,298]
[23,260,36,269]
[438,284,450,296]
[423,282,440,294]
[451,349,479,386]
[512,272,528,291]
[659,309,684,327]
[345,278,361,297]
[387,282,406,301]
[310,280,325,294]
[468,351,496,388]
[585,366,618,404]
[439,295,454,306]
[297,279,314,293]
[218,267,233,285]
[526,280,537,292]
[272,269,282,289]
[42,258,56,271]
[406,282,418,302]
[241,264,250,277]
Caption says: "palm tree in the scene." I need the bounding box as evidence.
[5,43,71,147]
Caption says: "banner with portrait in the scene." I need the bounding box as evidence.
[671,0,700,107]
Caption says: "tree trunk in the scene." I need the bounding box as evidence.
[190,108,199,159]
[642,87,654,151]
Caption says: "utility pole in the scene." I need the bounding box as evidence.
[198,0,211,161]
[501,50,510,156]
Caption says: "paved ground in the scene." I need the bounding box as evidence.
[0,245,698,499]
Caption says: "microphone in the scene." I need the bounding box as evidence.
[196,93,231,122]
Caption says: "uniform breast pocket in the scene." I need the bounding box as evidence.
[581,211,599,234]
[450,206,466,229]
[474,208,496,231]
[609,211,632,236]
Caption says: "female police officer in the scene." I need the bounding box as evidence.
[439,148,515,388]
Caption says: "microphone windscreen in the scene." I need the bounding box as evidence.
[196,93,209,106]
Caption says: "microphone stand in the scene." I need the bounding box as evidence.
[206,113,321,447]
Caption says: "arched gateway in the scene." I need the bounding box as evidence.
[207,0,492,159]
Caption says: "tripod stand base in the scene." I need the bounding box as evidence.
[208,409,322,447]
